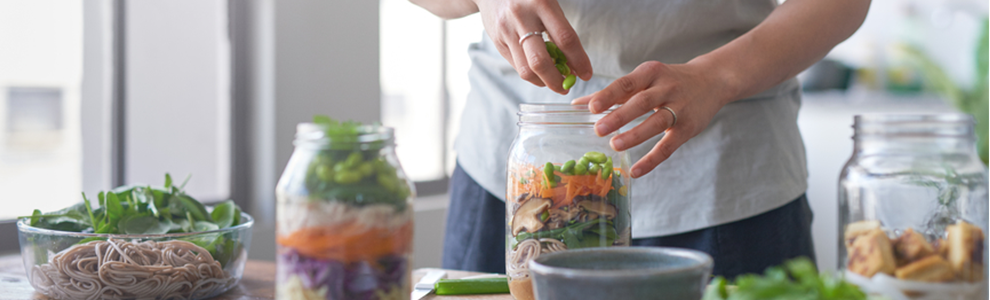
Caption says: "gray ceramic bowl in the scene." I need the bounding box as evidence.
[528,247,713,300]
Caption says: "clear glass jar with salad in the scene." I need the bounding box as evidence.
[505,104,632,300]
[838,114,988,300]
[275,117,415,300]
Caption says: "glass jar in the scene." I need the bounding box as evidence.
[505,104,632,300]
[838,114,988,299]
[275,122,415,300]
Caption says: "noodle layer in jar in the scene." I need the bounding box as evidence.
[276,119,414,300]
[505,104,632,300]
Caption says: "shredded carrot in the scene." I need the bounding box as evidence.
[276,221,413,263]
[509,164,622,208]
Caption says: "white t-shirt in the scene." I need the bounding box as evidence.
[453,0,808,238]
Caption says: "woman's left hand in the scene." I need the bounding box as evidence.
[572,60,736,178]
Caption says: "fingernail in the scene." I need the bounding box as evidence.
[631,167,643,178]
[593,102,606,113]
[596,122,611,136]
[611,137,625,150]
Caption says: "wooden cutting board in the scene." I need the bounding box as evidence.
[0,254,512,300]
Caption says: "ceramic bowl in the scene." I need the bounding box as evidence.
[529,247,713,300]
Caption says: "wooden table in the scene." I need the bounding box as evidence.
[0,255,511,300]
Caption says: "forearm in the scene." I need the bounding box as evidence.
[409,0,478,20]
[690,0,870,104]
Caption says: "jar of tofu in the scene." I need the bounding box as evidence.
[838,114,988,299]
[505,104,632,300]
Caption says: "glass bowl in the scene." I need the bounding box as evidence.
[17,211,254,300]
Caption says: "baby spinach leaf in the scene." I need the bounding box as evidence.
[169,195,211,222]
[106,192,123,217]
[81,193,97,230]
[29,209,42,226]
[165,173,173,189]
[193,221,220,232]
[210,200,237,228]
[119,215,169,235]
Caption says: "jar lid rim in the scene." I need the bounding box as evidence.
[294,123,395,144]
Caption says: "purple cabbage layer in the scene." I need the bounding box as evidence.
[277,248,408,300]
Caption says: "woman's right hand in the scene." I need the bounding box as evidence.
[474,0,593,94]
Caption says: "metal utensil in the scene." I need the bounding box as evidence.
[411,270,447,300]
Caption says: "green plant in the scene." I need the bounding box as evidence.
[900,17,989,164]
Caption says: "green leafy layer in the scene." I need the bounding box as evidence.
[22,174,244,267]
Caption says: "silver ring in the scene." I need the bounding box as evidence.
[660,106,677,127]
[518,31,544,45]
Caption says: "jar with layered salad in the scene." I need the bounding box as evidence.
[505,104,632,300]
[838,114,988,300]
[276,118,415,300]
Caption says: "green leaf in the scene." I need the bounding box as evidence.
[210,200,238,228]
[81,193,98,230]
[98,191,105,207]
[118,215,170,235]
[165,173,173,189]
[179,174,192,191]
[29,209,42,226]
[313,115,334,125]
[193,221,220,232]
[169,195,211,222]
[106,192,123,217]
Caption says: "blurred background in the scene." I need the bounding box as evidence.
[0,0,986,273]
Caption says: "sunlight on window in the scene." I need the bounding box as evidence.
[0,1,84,219]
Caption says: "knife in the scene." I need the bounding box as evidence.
[411,270,447,300]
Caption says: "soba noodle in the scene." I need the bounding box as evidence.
[30,239,236,300]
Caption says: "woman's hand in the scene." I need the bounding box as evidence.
[572,60,736,178]
[474,0,593,94]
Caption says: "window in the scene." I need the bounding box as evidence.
[380,0,484,193]
[0,1,85,220]
[0,0,231,228]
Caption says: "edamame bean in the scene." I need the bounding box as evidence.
[316,164,334,182]
[555,47,567,64]
[588,163,601,175]
[554,165,561,172]
[343,151,363,168]
[545,42,560,59]
[561,160,576,174]
[358,162,375,177]
[378,173,397,192]
[544,162,555,183]
[574,163,588,175]
[334,170,362,184]
[577,157,590,168]
[562,74,577,90]
[555,63,570,76]
[583,151,607,164]
[602,163,613,180]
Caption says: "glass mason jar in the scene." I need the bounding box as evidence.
[275,122,415,300]
[838,114,988,299]
[505,104,632,300]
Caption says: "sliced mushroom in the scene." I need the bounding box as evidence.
[511,198,552,236]
[546,207,581,230]
[576,198,617,220]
